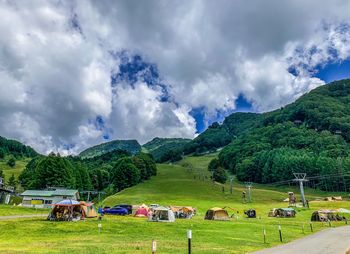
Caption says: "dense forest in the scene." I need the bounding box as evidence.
[183,113,261,155]
[79,139,141,158]
[142,137,191,162]
[0,136,38,159]
[19,150,157,194]
[208,79,350,191]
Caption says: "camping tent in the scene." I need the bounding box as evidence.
[268,208,296,218]
[244,209,256,218]
[204,207,229,221]
[80,201,98,218]
[324,196,343,201]
[134,204,149,217]
[48,199,85,221]
[170,206,195,219]
[311,210,345,221]
[149,206,175,222]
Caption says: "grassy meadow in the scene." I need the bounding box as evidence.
[1,154,350,253]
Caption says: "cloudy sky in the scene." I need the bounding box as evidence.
[1,0,350,154]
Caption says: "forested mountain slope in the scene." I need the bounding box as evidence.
[142,137,191,162]
[215,79,350,190]
[79,139,141,158]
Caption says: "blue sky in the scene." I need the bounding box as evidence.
[315,59,350,83]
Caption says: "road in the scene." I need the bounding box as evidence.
[0,214,47,220]
[252,225,350,254]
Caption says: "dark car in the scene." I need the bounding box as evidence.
[103,206,128,215]
[114,204,133,215]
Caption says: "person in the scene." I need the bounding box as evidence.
[242,191,246,203]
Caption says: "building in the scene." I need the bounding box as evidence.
[0,177,15,204]
[21,188,79,208]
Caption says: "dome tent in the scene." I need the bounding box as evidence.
[134,204,149,217]
[204,207,229,221]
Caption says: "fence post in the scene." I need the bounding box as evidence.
[187,230,192,254]
[278,225,283,242]
[152,240,157,254]
[263,228,266,243]
[309,222,313,232]
[302,223,305,234]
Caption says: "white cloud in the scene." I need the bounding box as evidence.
[1,0,350,154]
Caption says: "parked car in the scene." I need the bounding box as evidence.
[103,206,128,215]
[113,204,133,215]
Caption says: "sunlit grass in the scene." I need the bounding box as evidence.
[1,154,350,253]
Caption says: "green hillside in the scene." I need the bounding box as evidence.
[0,137,38,188]
[142,137,191,162]
[217,79,350,188]
[183,113,261,155]
[2,155,349,253]
[79,139,141,159]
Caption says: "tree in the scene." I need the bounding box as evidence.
[0,148,5,159]
[0,168,4,180]
[212,167,227,184]
[208,158,220,171]
[7,157,15,168]
[7,173,16,186]
[19,155,75,189]
[111,157,141,191]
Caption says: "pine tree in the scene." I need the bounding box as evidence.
[7,173,16,186]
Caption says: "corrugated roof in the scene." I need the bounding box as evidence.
[21,189,78,197]
[52,189,78,196]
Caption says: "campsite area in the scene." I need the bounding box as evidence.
[1,154,350,253]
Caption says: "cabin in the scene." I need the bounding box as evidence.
[21,188,79,208]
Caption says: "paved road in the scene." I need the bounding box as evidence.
[0,214,46,220]
[252,225,350,254]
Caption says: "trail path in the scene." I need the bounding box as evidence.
[252,225,350,254]
[0,214,46,220]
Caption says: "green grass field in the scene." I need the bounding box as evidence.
[1,155,350,253]
[0,157,30,191]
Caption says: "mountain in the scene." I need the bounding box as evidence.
[214,79,350,190]
[79,139,141,159]
[183,112,262,155]
[0,136,38,159]
[142,137,191,162]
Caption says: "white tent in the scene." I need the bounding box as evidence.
[148,206,175,222]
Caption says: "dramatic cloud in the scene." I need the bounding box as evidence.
[1,0,350,154]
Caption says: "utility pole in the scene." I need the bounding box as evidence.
[245,182,253,203]
[293,173,308,207]
[230,176,234,194]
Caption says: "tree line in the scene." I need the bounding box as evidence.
[19,150,157,194]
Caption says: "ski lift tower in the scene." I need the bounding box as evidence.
[245,182,253,202]
[293,173,308,207]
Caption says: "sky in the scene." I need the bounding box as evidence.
[1,0,350,155]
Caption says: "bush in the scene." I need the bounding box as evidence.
[7,157,16,168]
[212,167,227,184]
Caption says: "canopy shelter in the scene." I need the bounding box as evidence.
[311,209,347,222]
[170,206,195,219]
[268,208,296,218]
[204,207,230,221]
[149,206,175,222]
[134,204,149,217]
[48,199,86,221]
